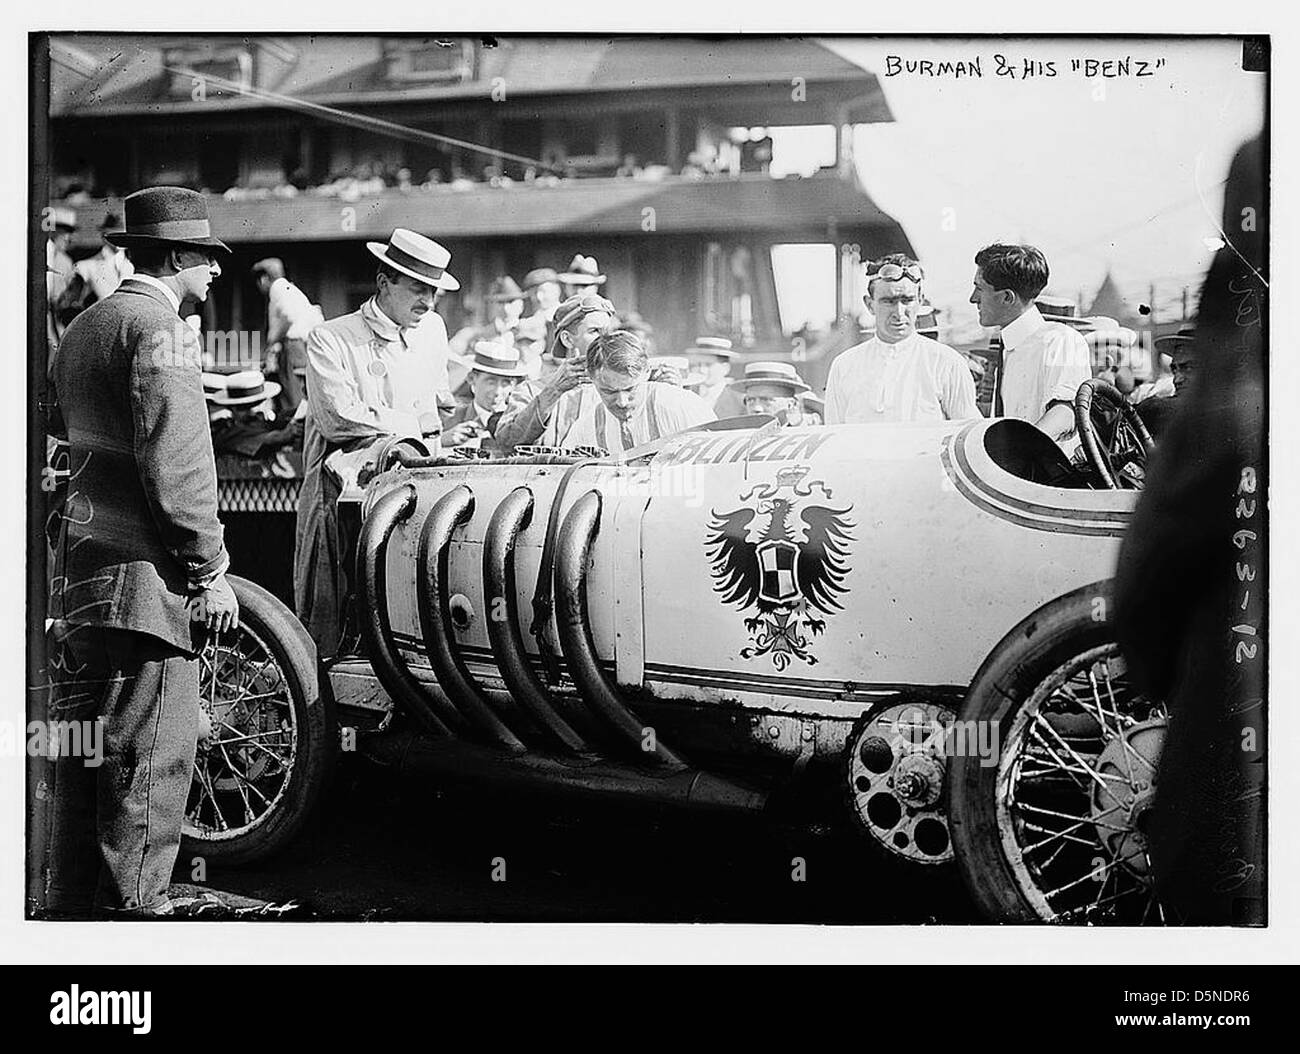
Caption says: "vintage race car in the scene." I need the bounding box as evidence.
[185,388,1167,924]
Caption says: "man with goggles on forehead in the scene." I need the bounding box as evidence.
[491,291,617,452]
[825,254,979,425]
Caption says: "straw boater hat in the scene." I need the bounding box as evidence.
[456,341,529,378]
[522,267,560,290]
[202,372,228,402]
[728,361,811,395]
[105,187,229,254]
[210,369,281,407]
[366,228,459,290]
[558,254,607,286]
[1085,327,1137,349]
[487,276,524,303]
[686,336,737,361]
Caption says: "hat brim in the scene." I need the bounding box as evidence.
[728,378,811,395]
[210,381,282,407]
[366,243,460,291]
[106,232,231,255]
[558,274,607,286]
[451,354,529,379]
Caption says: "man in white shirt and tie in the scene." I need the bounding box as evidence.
[294,228,456,658]
[968,243,1091,445]
[825,254,979,425]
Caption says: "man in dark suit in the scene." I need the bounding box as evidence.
[45,186,237,916]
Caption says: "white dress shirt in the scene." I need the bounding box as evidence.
[824,332,980,424]
[997,306,1091,423]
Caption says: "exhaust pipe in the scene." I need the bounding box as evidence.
[356,484,461,737]
[554,490,685,770]
[484,487,589,754]
[417,486,527,754]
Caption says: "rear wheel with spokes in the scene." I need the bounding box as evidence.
[182,576,335,866]
[949,582,1172,924]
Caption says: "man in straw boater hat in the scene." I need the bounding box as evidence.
[968,243,1091,446]
[686,336,747,418]
[827,253,979,425]
[492,291,617,453]
[727,361,812,425]
[45,186,236,916]
[206,369,304,467]
[295,228,458,659]
[441,341,530,451]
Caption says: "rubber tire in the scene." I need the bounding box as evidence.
[948,580,1117,923]
[181,575,336,866]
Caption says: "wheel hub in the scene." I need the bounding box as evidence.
[846,702,956,864]
[1089,718,1165,876]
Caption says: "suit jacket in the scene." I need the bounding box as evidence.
[48,278,228,654]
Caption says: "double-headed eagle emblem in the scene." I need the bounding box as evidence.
[705,465,855,670]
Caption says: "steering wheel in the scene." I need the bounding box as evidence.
[1074,378,1154,490]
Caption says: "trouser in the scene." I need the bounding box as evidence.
[44,623,199,916]
[278,337,308,412]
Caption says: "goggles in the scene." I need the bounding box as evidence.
[865,262,924,283]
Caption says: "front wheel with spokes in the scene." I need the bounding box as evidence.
[182,576,335,866]
[949,581,1173,924]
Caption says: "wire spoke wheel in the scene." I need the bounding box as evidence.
[997,644,1169,923]
[187,624,298,842]
[180,576,334,865]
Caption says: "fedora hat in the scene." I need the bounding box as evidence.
[366,228,460,290]
[487,276,524,303]
[456,341,529,378]
[728,361,811,395]
[686,336,736,361]
[105,187,230,253]
[522,267,560,290]
[558,254,607,286]
[211,369,281,407]
[1154,326,1196,348]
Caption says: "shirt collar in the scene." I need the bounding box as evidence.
[127,272,182,315]
[361,296,407,345]
[1000,304,1045,352]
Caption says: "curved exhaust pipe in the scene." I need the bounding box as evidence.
[417,486,527,755]
[554,490,685,770]
[483,487,588,755]
[356,484,461,737]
